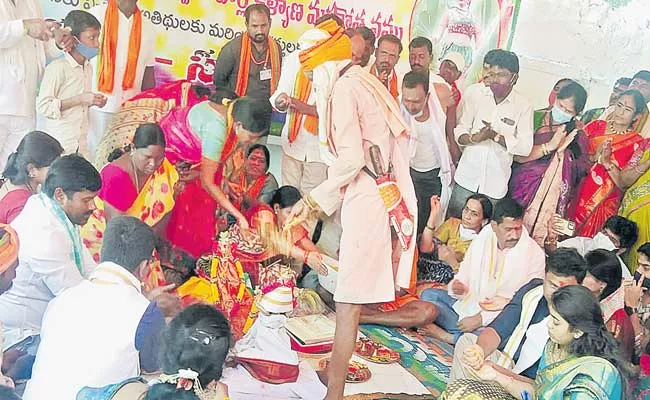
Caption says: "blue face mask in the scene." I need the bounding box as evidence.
[551,105,574,124]
[75,40,98,60]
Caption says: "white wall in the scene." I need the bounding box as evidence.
[510,0,650,110]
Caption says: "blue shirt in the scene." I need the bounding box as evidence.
[134,302,165,373]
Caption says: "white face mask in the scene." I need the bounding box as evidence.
[459,224,479,241]
[411,108,425,118]
[593,231,616,251]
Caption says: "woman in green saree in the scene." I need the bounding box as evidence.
[443,285,630,400]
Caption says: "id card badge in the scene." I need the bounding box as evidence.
[260,68,272,81]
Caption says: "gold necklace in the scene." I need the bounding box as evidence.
[130,154,140,190]
[606,120,630,135]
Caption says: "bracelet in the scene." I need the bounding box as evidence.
[22,20,29,36]
[468,134,475,144]
[303,251,310,265]
[425,224,435,231]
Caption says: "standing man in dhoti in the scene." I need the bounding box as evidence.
[288,20,417,400]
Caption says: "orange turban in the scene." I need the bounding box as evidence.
[299,19,352,71]
[0,224,18,274]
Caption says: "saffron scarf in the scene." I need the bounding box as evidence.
[37,193,85,277]
[298,19,352,71]
[235,34,281,96]
[287,70,318,144]
[371,63,399,100]
[0,224,18,274]
[98,0,142,93]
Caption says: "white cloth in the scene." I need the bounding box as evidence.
[0,0,49,118]
[0,0,60,170]
[37,52,93,154]
[222,362,326,400]
[88,108,116,160]
[513,316,550,374]
[311,60,348,166]
[0,115,34,172]
[449,224,546,324]
[234,314,299,365]
[0,195,96,349]
[88,4,156,112]
[410,119,441,171]
[453,83,534,199]
[496,284,546,369]
[559,232,632,279]
[430,72,451,90]
[270,37,322,164]
[401,87,454,227]
[23,262,149,400]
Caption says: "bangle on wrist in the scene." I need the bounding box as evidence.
[425,224,435,231]
[22,20,29,36]
[468,134,475,144]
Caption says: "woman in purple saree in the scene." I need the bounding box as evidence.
[509,81,589,245]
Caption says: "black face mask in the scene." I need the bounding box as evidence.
[634,271,650,289]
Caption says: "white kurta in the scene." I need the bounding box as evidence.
[0,195,96,349]
[310,66,417,304]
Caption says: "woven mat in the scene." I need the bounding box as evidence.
[359,324,454,398]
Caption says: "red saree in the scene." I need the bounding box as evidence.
[571,120,643,237]
[163,104,240,258]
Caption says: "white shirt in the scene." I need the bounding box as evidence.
[0,0,57,117]
[559,233,632,279]
[0,195,96,349]
[89,4,156,113]
[454,84,534,198]
[410,118,441,171]
[23,262,150,400]
[269,52,321,163]
[37,52,93,153]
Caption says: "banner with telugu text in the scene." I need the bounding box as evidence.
[42,0,521,88]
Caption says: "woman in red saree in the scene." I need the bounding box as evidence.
[162,91,273,258]
[216,144,279,232]
[570,90,648,237]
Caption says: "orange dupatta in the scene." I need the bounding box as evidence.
[287,70,318,143]
[98,0,142,93]
[371,63,399,100]
[235,34,281,97]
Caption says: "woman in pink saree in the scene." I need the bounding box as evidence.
[161,92,273,258]
[569,90,648,237]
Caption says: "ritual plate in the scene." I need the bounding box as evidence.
[354,338,400,364]
[318,359,372,383]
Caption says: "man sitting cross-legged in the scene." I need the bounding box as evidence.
[449,248,587,382]
[23,216,180,400]
[417,198,545,344]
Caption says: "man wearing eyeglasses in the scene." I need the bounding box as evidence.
[447,49,534,219]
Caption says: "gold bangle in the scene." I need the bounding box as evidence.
[468,134,474,144]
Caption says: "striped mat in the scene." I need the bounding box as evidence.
[359,324,454,398]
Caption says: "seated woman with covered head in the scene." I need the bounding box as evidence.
[216,143,278,230]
